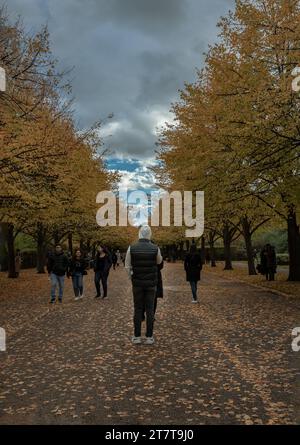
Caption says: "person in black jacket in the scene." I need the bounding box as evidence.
[68,249,87,301]
[47,245,69,304]
[94,245,112,299]
[265,244,277,281]
[184,244,203,303]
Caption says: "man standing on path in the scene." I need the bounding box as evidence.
[47,244,69,304]
[125,225,163,345]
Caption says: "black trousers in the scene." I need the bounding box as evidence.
[133,286,156,338]
[142,297,158,320]
[266,269,275,281]
[94,271,108,297]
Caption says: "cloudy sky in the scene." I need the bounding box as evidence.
[3,0,235,190]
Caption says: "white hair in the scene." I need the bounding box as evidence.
[138,225,152,240]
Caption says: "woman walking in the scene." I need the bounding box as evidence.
[184,245,203,303]
[94,245,112,299]
[68,249,87,301]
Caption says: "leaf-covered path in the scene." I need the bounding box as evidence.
[0,263,299,425]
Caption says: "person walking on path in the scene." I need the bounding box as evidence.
[259,244,277,281]
[68,249,87,301]
[125,225,163,345]
[265,244,277,281]
[116,250,122,267]
[15,249,22,278]
[94,245,112,299]
[47,244,69,304]
[184,244,203,303]
[112,251,118,270]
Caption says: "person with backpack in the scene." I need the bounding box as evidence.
[184,244,203,303]
[68,249,87,301]
[47,244,69,304]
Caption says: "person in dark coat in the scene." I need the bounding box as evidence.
[111,251,118,270]
[47,244,69,304]
[68,249,87,300]
[265,244,277,281]
[184,244,203,303]
[94,245,112,299]
[259,245,268,276]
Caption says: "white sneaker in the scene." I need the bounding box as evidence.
[75,296,80,301]
[145,337,155,345]
[80,294,84,299]
[131,336,142,344]
[191,300,198,304]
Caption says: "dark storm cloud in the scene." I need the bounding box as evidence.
[3,0,235,160]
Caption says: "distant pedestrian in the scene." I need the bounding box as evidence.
[47,245,69,304]
[112,251,118,270]
[94,245,112,299]
[116,249,121,267]
[68,249,87,301]
[15,249,22,277]
[86,251,93,269]
[121,253,125,266]
[265,244,277,281]
[205,249,210,265]
[125,225,163,345]
[184,245,203,303]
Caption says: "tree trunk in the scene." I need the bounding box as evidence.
[241,216,257,276]
[7,223,17,278]
[287,209,300,281]
[68,233,73,254]
[223,223,233,270]
[36,223,46,274]
[209,231,216,267]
